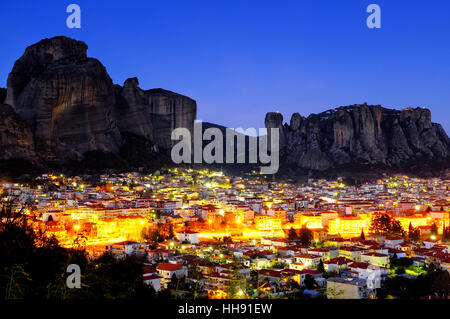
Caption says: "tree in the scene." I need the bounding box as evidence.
[370,213,404,236]
[287,227,298,240]
[408,222,420,242]
[325,285,345,299]
[303,274,317,290]
[223,236,233,244]
[360,229,365,240]
[167,222,175,239]
[317,259,325,273]
[298,226,313,245]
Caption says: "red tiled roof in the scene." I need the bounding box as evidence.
[156,262,182,271]
[295,254,320,259]
[299,269,321,275]
[362,252,389,257]
[348,262,371,270]
[324,257,351,265]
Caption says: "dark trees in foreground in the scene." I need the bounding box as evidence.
[0,198,156,299]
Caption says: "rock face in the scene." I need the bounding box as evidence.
[115,78,196,150]
[266,104,450,171]
[0,104,34,160]
[5,36,196,161]
[6,37,121,159]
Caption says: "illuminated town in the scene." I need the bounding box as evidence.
[1,168,449,299]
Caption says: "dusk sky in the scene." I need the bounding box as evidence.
[1,0,449,133]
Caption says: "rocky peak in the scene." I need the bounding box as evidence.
[266,104,450,172]
[265,112,283,128]
[5,37,88,107]
[24,36,87,61]
[123,77,139,88]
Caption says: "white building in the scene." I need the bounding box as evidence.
[176,230,199,244]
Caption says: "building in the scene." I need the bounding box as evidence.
[254,215,282,231]
[361,252,390,267]
[293,254,322,268]
[328,217,369,237]
[106,241,147,258]
[176,230,199,244]
[339,246,362,261]
[143,270,161,292]
[324,257,351,273]
[156,262,188,287]
[326,277,371,299]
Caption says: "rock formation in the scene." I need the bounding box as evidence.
[0,104,34,160]
[114,78,196,150]
[265,104,450,172]
[4,36,196,161]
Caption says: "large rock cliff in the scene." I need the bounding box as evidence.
[265,104,450,172]
[4,36,196,162]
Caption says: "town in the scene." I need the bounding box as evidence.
[1,168,449,299]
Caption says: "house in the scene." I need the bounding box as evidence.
[387,248,407,259]
[280,269,322,287]
[384,237,404,248]
[176,230,199,244]
[361,252,390,267]
[289,262,305,271]
[143,269,161,292]
[324,257,351,273]
[106,241,147,258]
[308,247,338,260]
[348,262,388,289]
[367,245,389,255]
[339,246,361,261]
[395,242,414,255]
[293,254,322,268]
[245,257,271,270]
[148,249,174,261]
[156,262,187,286]
[259,269,284,285]
[326,277,371,299]
[298,269,323,287]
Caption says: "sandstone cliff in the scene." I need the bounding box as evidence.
[265,104,450,172]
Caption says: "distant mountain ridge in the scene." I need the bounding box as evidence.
[0,36,449,178]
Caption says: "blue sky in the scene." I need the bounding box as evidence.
[1,0,449,133]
